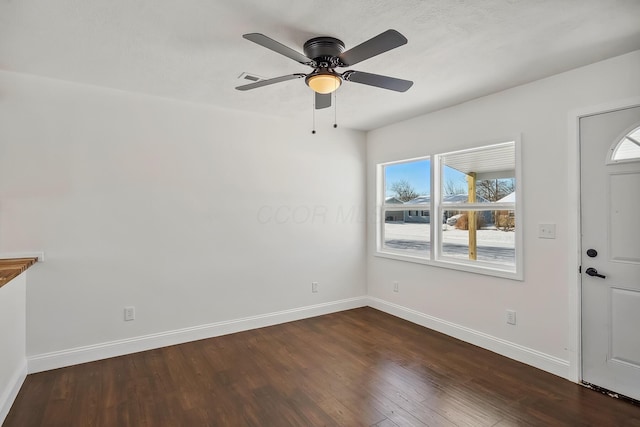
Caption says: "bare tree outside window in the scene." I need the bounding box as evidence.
[389,179,419,202]
[444,179,466,195]
[476,178,515,201]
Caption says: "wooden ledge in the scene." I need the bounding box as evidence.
[0,258,38,288]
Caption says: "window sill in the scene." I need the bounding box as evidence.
[374,250,522,281]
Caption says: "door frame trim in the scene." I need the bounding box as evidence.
[568,96,640,383]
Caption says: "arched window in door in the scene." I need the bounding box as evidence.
[610,125,640,162]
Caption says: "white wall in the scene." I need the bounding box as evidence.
[366,51,640,378]
[2,51,638,383]
[0,273,27,423]
[0,71,367,366]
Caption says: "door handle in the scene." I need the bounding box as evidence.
[585,267,606,279]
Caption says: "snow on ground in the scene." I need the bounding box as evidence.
[383,222,515,264]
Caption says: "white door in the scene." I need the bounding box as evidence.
[581,105,640,401]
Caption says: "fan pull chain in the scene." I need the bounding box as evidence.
[311,94,316,134]
[333,90,338,129]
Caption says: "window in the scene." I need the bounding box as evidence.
[610,126,640,162]
[377,141,521,280]
[381,158,430,258]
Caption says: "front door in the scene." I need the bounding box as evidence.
[580,105,640,401]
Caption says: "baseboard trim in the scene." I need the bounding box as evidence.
[367,297,570,379]
[27,296,368,374]
[26,296,570,379]
[0,361,27,425]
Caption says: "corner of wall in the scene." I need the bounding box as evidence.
[0,360,27,425]
[366,296,571,380]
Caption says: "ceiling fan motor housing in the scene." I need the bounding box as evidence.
[303,37,345,67]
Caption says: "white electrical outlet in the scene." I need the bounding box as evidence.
[311,282,318,293]
[506,309,516,325]
[393,281,399,292]
[124,306,135,321]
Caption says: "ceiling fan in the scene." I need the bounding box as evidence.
[235,29,413,109]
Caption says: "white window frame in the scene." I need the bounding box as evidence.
[608,124,640,164]
[376,139,523,280]
[379,156,431,261]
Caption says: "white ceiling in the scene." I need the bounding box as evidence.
[2,0,639,131]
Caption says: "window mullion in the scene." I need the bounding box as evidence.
[432,153,440,261]
[441,203,515,211]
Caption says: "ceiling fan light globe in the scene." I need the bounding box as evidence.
[306,74,341,94]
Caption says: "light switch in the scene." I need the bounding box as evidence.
[538,223,556,239]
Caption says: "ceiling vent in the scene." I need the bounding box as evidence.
[238,72,264,82]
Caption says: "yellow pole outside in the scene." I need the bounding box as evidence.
[467,172,477,260]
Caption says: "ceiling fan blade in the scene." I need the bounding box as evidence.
[315,92,331,109]
[235,74,305,91]
[243,33,311,65]
[343,70,413,92]
[339,29,408,66]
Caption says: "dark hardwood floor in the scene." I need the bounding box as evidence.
[5,307,640,426]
